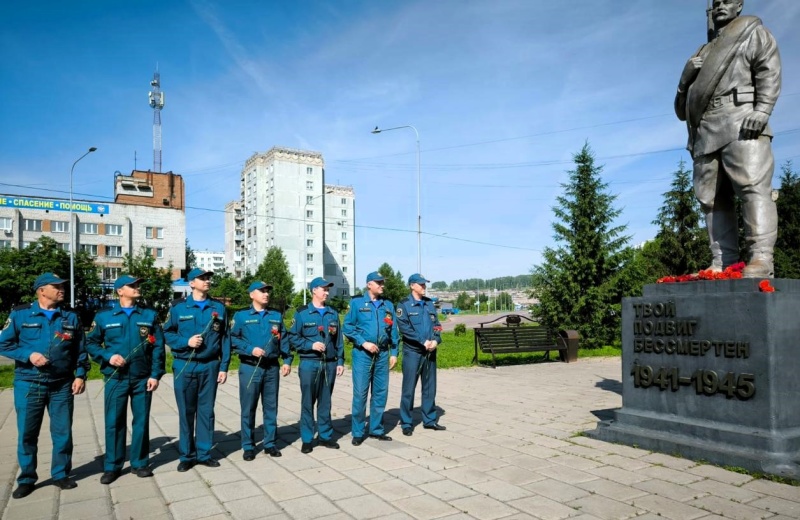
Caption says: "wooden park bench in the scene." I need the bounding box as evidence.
[472,314,580,368]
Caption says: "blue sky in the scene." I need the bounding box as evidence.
[2,0,799,285]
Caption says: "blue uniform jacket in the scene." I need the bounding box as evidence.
[0,302,90,382]
[342,296,399,356]
[163,296,231,371]
[85,302,166,380]
[396,295,443,354]
[289,305,344,365]
[230,306,293,365]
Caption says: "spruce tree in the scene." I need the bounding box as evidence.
[652,159,711,275]
[531,143,631,348]
[774,161,800,278]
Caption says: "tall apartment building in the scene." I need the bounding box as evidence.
[0,170,186,281]
[194,250,226,272]
[227,146,355,296]
[224,200,245,279]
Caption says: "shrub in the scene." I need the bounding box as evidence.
[454,324,467,336]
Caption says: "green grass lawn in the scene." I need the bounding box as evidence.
[0,329,621,388]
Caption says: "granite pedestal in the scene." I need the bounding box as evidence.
[589,278,800,478]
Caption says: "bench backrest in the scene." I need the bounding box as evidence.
[475,326,558,350]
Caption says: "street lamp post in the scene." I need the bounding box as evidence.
[69,147,97,308]
[371,125,421,272]
[303,189,333,305]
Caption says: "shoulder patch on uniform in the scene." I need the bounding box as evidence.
[89,321,97,333]
[290,317,296,328]
[2,316,10,331]
[12,303,33,312]
[396,307,403,317]
[164,311,171,324]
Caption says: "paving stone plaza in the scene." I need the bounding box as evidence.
[1,358,798,519]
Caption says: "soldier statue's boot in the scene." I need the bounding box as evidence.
[705,257,724,273]
[742,249,774,278]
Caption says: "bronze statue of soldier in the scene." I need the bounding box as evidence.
[675,0,781,277]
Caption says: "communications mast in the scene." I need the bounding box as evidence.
[148,70,165,172]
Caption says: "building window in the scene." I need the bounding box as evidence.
[307,167,313,175]
[306,239,313,247]
[146,226,164,239]
[107,245,123,257]
[306,196,314,204]
[341,232,347,240]
[306,210,313,218]
[103,267,122,280]
[79,244,98,256]
[342,243,348,251]
[21,241,32,248]
[106,224,123,236]
[0,217,13,231]
[341,198,347,205]
[0,240,11,249]
[307,253,313,261]
[23,219,42,232]
[306,224,313,233]
[343,266,348,273]
[56,242,70,252]
[52,221,69,233]
[306,267,314,275]
[342,254,348,261]
[306,181,313,191]
[150,247,163,259]
[79,223,98,235]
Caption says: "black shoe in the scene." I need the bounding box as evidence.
[12,483,35,499]
[100,471,120,485]
[301,443,313,454]
[352,437,365,446]
[264,447,282,457]
[53,477,77,490]
[423,423,446,431]
[369,434,392,441]
[402,428,413,436]
[319,439,340,449]
[134,467,153,478]
[177,461,195,472]
[243,450,255,461]
[197,458,220,468]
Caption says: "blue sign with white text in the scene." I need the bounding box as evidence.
[0,196,108,214]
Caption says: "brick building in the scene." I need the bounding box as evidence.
[0,170,186,281]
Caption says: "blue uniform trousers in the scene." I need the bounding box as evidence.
[173,359,220,463]
[298,358,337,444]
[400,348,438,429]
[351,348,390,438]
[13,379,74,485]
[238,360,280,451]
[104,377,152,472]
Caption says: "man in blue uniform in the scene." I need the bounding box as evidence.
[230,281,293,460]
[343,271,399,446]
[86,274,166,484]
[163,268,230,472]
[396,273,445,436]
[0,273,89,499]
[288,277,344,454]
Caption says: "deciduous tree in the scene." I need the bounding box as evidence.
[253,247,294,311]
